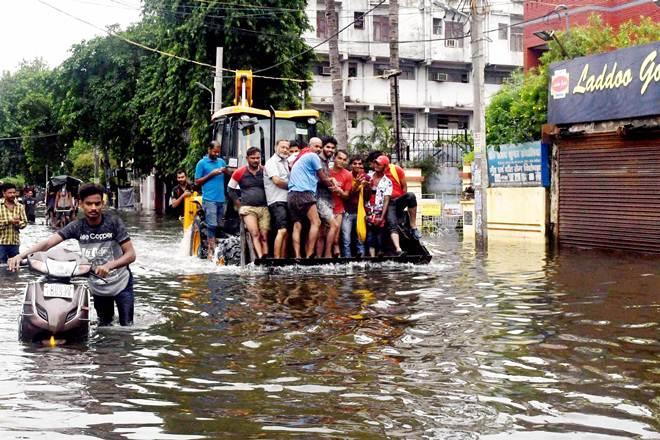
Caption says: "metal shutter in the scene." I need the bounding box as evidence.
[558,131,660,254]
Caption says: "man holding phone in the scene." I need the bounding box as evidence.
[195,140,231,259]
[0,183,28,263]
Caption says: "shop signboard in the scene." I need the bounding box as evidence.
[487,141,550,187]
[548,42,660,125]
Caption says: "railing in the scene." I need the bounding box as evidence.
[393,128,472,167]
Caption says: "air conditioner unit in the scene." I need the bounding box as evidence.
[321,66,332,76]
[445,39,458,48]
[432,72,449,82]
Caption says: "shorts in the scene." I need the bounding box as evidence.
[288,191,316,224]
[239,205,271,232]
[269,202,289,230]
[317,198,334,225]
[203,200,225,239]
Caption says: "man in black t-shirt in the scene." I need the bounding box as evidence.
[169,169,194,217]
[22,188,37,224]
[9,184,137,326]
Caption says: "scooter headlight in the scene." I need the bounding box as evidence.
[46,258,77,278]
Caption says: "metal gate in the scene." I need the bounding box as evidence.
[558,131,660,254]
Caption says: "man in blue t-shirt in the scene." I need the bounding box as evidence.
[195,141,231,259]
[287,137,336,259]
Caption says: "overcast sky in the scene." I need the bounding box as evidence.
[0,0,142,73]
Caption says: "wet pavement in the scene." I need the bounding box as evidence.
[0,211,658,439]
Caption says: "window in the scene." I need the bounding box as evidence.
[374,63,389,77]
[510,26,523,52]
[401,113,416,128]
[354,12,365,29]
[445,21,464,48]
[428,114,469,129]
[498,23,508,40]
[400,64,415,80]
[315,62,331,76]
[433,18,443,36]
[316,11,327,39]
[429,68,469,83]
[317,11,338,39]
[485,70,512,85]
[348,62,358,78]
[348,111,358,128]
[373,15,390,42]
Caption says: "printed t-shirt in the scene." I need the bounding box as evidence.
[367,175,393,216]
[58,215,131,296]
[264,154,289,205]
[288,152,322,193]
[329,167,353,214]
[194,155,226,203]
[384,165,406,199]
[23,197,36,219]
[228,166,267,206]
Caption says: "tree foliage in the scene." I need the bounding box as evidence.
[1,0,314,183]
[350,113,394,153]
[0,60,65,183]
[486,15,660,145]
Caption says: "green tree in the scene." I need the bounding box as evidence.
[0,60,64,183]
[486,15,660,145]
[56,26,143,173]
[137,0,314,173]
[350,113,394,153]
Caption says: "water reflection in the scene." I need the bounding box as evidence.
[0,215,657,438]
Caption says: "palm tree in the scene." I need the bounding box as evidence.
[349,113,394,153]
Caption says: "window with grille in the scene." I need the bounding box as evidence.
[401,113,416,128]
[348,62,358,78]
[498,23,508,40]
[433,18,443,36]
[316,11,327,39]
[400,64,415,80]
[354,12,365,29]
[373,15,390,42]
[445,21,464,48]
[510,26,523,52]
[374,63,389,77]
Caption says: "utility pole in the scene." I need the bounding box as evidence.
[471,0,488,250]
[214,47,223,113]
[326,0,348,148]
[389,0,401,161]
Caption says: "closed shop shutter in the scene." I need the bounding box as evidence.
[558,131,660,254]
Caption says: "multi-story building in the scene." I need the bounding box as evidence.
[524,0,659,70]
[303,0,524,140]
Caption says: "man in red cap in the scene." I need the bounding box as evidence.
[374,155,421,251]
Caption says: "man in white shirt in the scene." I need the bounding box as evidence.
[264,139,291,258]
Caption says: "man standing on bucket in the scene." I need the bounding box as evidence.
[195,140,231,259]
[8,184,137,326]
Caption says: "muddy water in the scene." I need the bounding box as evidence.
[0,212,657,439]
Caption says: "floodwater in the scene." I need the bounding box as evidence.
[0,211,658,439]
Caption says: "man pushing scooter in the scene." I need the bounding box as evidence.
[9,184,137,326]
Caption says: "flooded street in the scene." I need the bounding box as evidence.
[0,212,658,439]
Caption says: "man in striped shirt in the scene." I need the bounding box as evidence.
[0,183,28,263]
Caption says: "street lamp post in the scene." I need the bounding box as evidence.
[533,30,569,58]
[195,82,214,114]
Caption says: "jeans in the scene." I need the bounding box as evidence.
[341,213,365,257]
[0,245,19,264]
[94,273,134,326]
[386,192,417,232]
[202,200,225,239]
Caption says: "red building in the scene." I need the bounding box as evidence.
[523,0,659,70]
